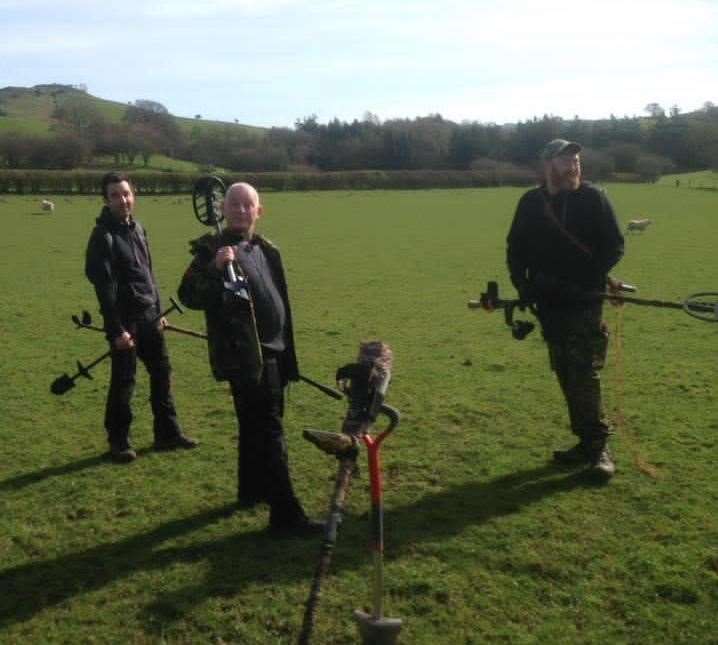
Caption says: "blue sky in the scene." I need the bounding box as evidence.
[1,0,716,127]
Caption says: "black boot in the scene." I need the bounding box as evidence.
[553,438,590,465]
[268,502,324,537]
[588,444,616,479]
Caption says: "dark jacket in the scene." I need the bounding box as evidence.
[506,182,624,301]
[85,207,160,339]
[177,231,299,385]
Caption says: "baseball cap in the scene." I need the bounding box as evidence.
[540,139,582,160]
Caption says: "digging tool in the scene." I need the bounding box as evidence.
[71,310,343,401]
[51,298,184,395]
[353,403,402,645]
[298,341,401,645]
[192,175,249,300]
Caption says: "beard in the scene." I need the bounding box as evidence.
[549,166,581,192]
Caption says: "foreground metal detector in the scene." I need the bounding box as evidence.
[299,341,402,645]
[51,298,184,395]
[468,280,718,339]
[192,175,249,300]
[70,310,343,401]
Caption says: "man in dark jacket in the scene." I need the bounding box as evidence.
[85,172,197,463]
[178,182,320,535]
[506,140,624,478]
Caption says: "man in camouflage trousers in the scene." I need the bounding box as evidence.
[506,140,625,478]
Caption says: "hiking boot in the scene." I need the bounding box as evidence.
[589,446,616,479]
[110,446,137,463]
[153,433,199,451]
[552,441,590,465]
[269,517,326,538]
[237,495,263,510]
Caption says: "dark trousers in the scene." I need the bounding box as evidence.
[230,357,305,525]
[543,306,611,446]
[105,317,182,449]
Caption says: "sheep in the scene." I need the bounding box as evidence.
[626,218,652,233]
[41,199,55,213]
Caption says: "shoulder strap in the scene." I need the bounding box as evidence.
[540,191,592,258]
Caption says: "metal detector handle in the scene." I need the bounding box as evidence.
[225,260,239,283]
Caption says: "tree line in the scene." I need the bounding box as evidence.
[1,90,717,181]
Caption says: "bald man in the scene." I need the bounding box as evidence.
[179,183,321,536]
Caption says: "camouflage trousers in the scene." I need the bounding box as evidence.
[542,305,611,445]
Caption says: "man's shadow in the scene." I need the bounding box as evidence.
[0,462,598,632]
[0,449,155,493]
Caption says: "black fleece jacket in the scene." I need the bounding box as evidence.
[506,182,624,299]
[85,207,160,339]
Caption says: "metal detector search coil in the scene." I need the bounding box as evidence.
[192,175,226,228]
[191,175,249,300]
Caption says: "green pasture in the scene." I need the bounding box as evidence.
[81,154,208,173]
[658,170,718,191]
[0,185,716,643]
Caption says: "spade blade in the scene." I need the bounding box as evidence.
[51,374,75,395]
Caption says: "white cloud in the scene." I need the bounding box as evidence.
[1,0,716,126]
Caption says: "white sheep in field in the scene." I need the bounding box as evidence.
[40,199,55,213]
[626,218,652,233]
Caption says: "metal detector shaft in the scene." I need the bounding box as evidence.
[165,323,208,339]
[469,282,718,321]
[73,314,344,400]
[605,293,715,315]
[51,298,184,395]
[299,374,344,400]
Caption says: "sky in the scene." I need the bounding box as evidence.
[1,0,716,128]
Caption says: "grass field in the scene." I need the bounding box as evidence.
[0,185,716,644]
[658,170,718,190]
[80,154,210,173]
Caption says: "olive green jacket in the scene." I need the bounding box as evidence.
[177,231,299,384]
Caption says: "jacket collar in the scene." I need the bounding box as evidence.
[96,205,135,231]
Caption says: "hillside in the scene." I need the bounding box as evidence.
[1,84,716,178]
[0,84,263,137]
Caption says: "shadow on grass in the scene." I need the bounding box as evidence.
[0,455,106,492]
[0,463,599,632]
[0,448,155,493]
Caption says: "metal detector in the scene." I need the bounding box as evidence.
[299,341,402,645]
[70,309,343,401]
[50,297,184,395]
[468,280,718,339]
[192,175,249,300]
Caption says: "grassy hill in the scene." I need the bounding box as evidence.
[0,84,263,139]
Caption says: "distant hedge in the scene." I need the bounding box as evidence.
[0,168,537,194]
